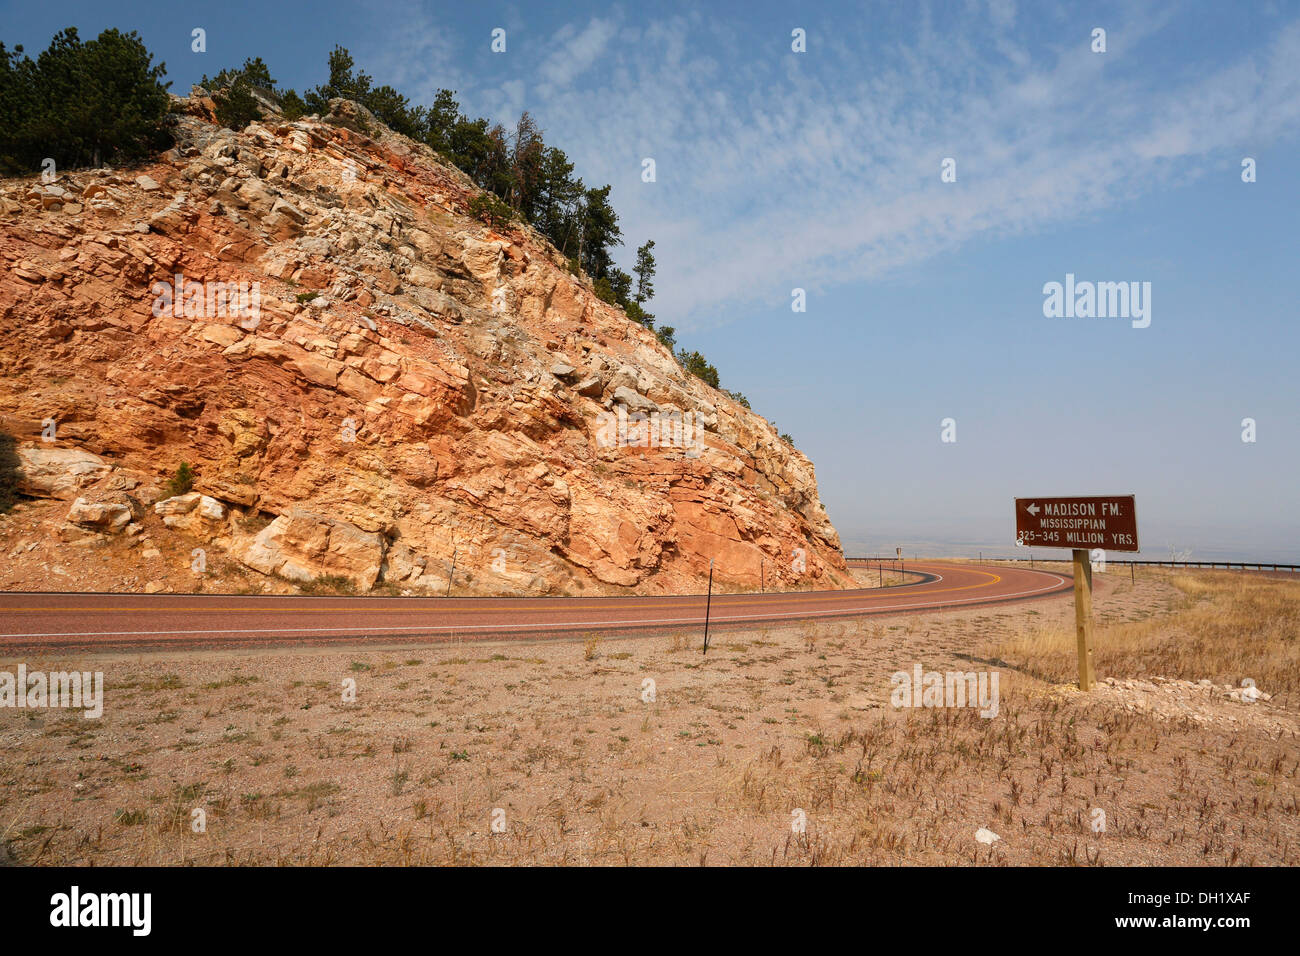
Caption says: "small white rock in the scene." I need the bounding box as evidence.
[975,827,1001,845]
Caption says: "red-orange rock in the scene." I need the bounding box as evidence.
[0,96,851,595]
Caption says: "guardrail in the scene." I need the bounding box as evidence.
[842,557,928,586]
[847,556,1299,572]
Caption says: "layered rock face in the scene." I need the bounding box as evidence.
[0,95,851,594]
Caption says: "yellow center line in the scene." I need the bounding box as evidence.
[0,568,1018,614]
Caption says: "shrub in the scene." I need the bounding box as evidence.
[299,574,357,595]
[165,462,195,497]
[467,191,514,229]
[624,301,655,330]
[200,57,276,131]
[211,80,263,131]
[677,349,720,390]
[113,808,148,826]
[279,89,308,120]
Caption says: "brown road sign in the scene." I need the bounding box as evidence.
[1015,495,1139,553]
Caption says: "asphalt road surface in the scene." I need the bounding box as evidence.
[0,560,1072,653]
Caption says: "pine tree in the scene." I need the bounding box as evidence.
[424,89,460,153]
[305,45,372,113]
[677,350,720,389]
[0,28,171,175]
[200,56,275,93]
[200,58,277,131]
[508,111,545,217]
[634,240,656,304]
[535,146,583,256]
[608,268,633,307]
[578,184,622,280]
[279,88,308,120]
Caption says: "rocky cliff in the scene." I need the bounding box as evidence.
[0,94,850,595]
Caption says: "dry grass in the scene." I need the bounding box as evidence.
[989,570,1300,706]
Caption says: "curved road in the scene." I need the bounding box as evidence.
[0,561,1072,653]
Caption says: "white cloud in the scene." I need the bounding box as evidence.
[357,0,464,103]
[522,13,1300,329]
[537,16,620,91]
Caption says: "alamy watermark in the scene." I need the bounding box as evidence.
[595,405,703,457]
[1042,273,1150,328]
[50,886,150,936]
[890,664,999,718]
[151,273,261,329]
[1,665,103,718]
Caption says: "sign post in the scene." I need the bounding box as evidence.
[1071,548,1097,691]
[701,559,715,655]
[446,547,458,597]
[1014,495,1139,691]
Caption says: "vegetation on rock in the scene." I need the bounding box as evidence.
[0,28,171,174]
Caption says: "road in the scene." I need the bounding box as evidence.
[0,560,1072,653]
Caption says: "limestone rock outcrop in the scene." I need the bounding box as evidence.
[0,93,851,594]
[239,508,386,590]
[67,496,136,532]
[15,446,112,499]
[154,492,227,533]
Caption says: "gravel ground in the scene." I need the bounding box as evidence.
[1,567,1295,865]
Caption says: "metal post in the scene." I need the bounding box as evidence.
[760,558,764,594]
[446,548,458,597]
[702,559,714,655]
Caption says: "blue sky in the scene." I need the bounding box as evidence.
[5,0,1298,560]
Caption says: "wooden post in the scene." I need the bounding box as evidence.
[1072,549,1096,691]
[446,548,458,597]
